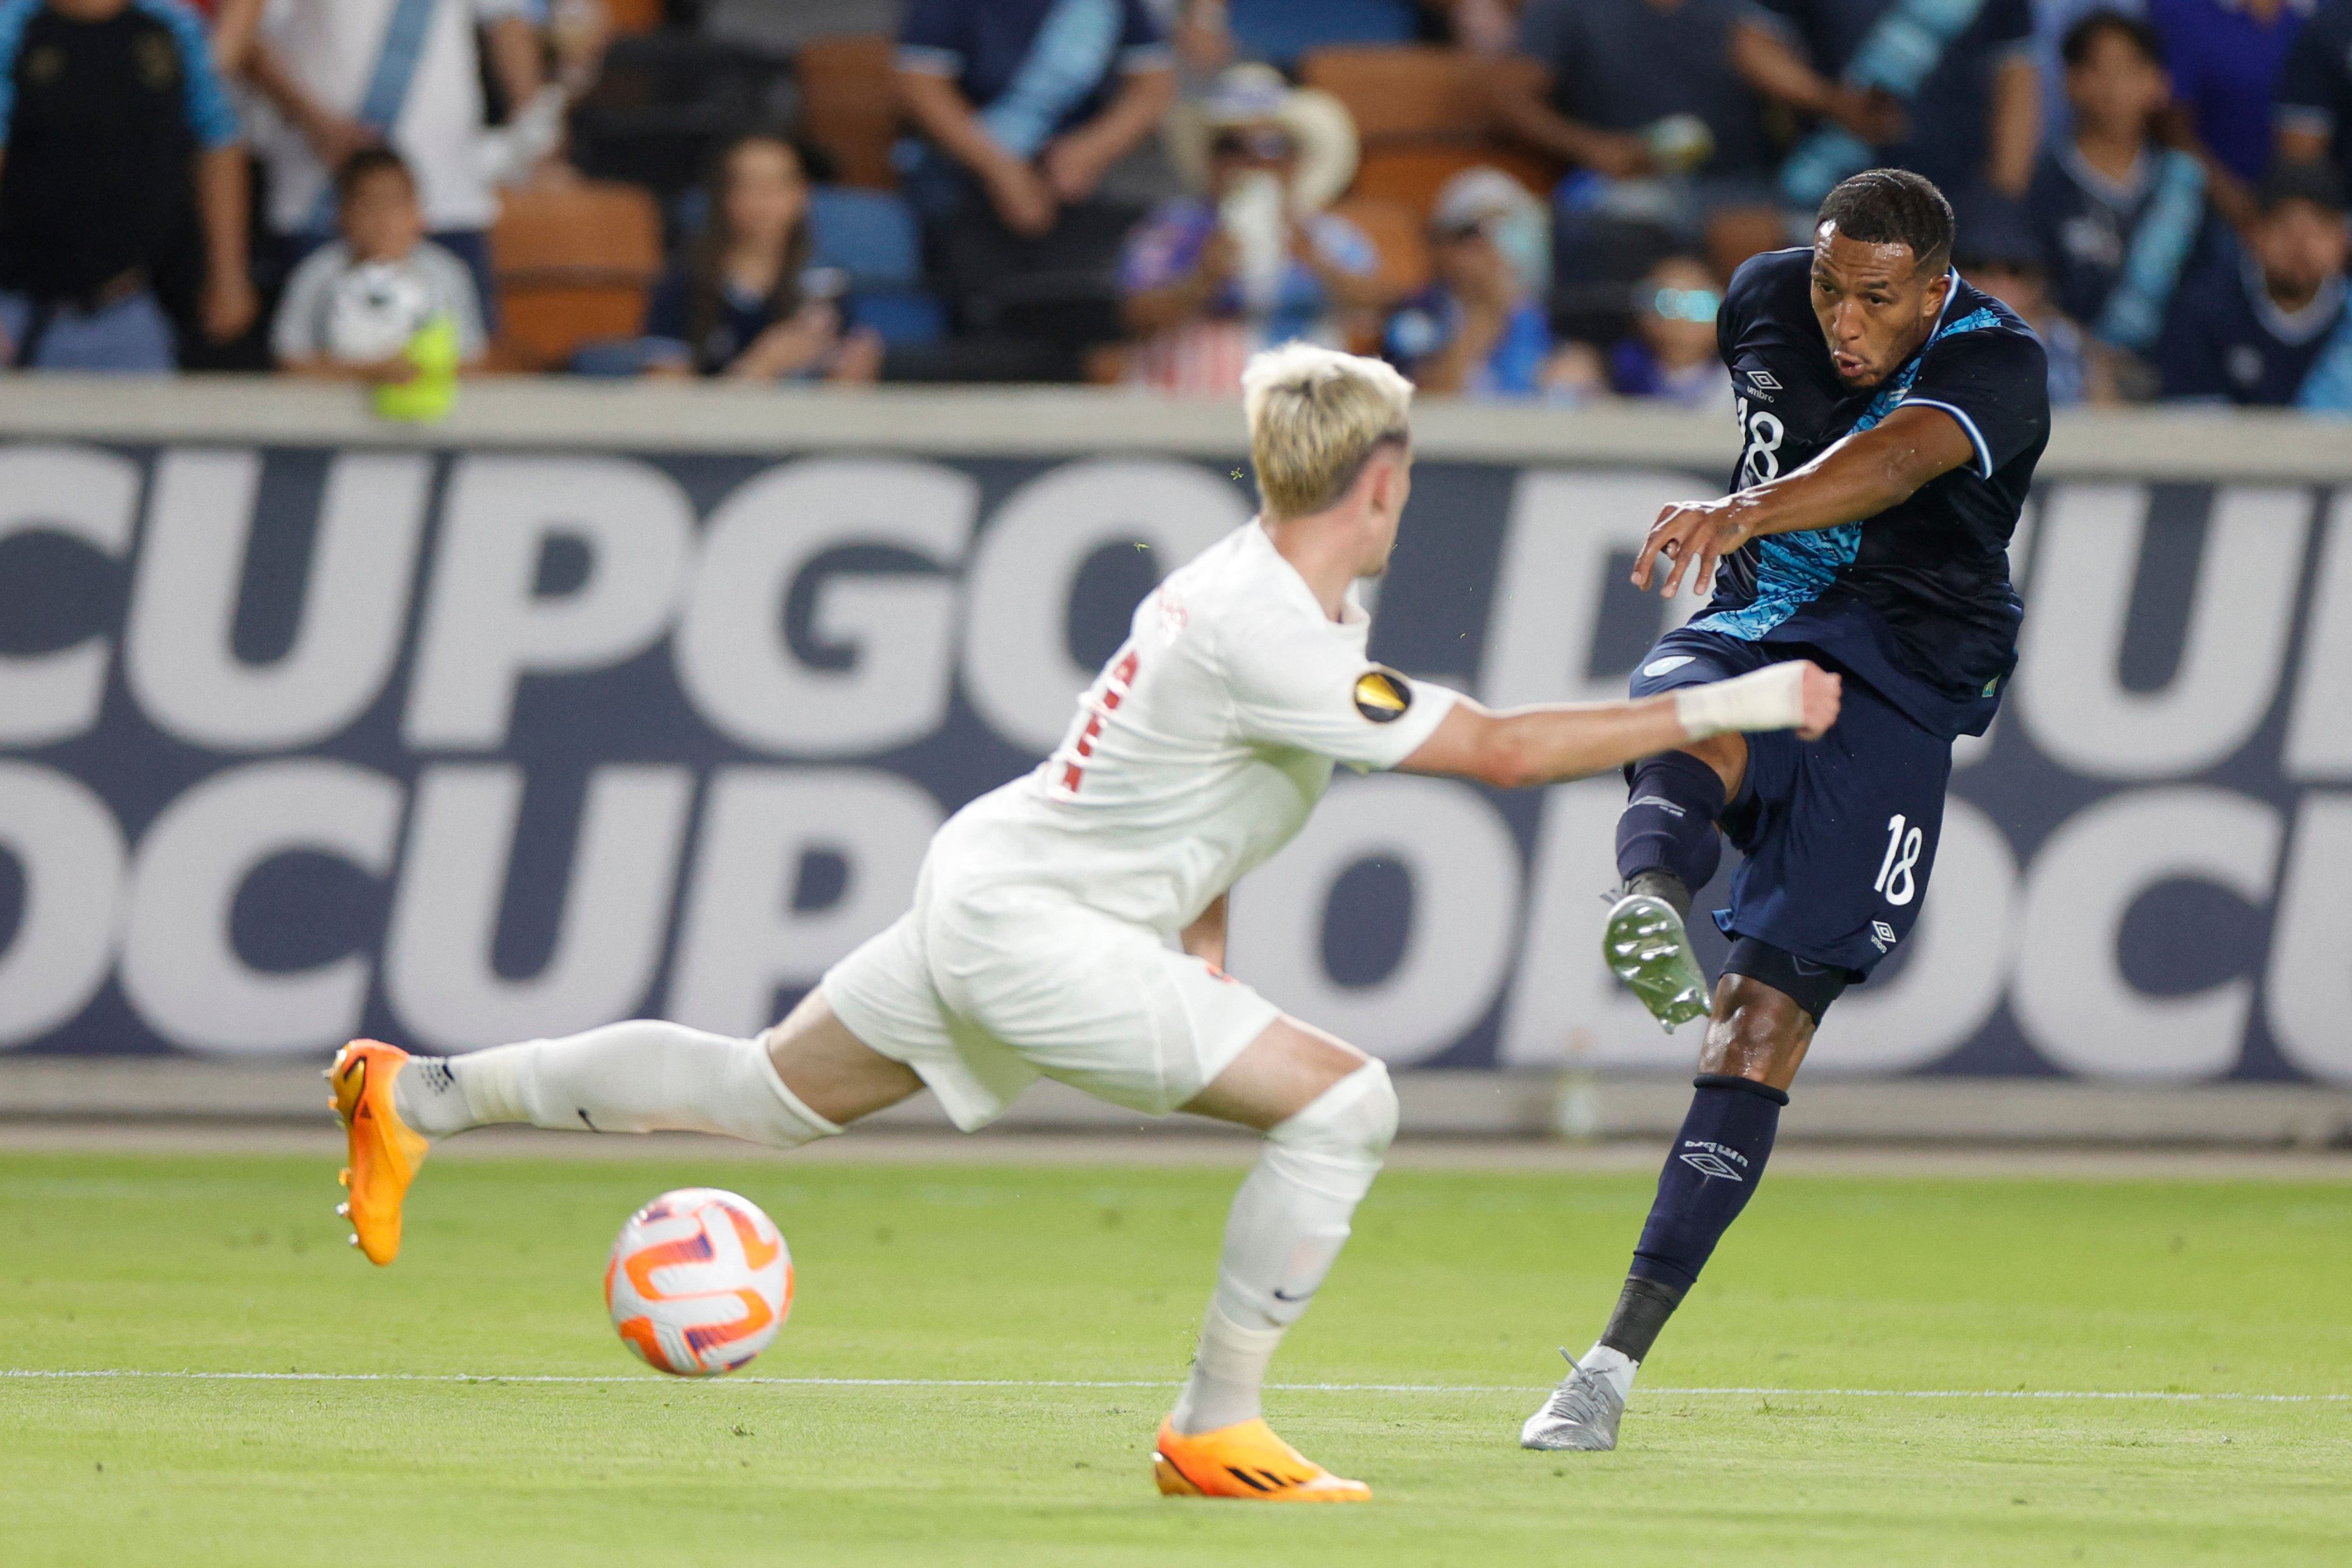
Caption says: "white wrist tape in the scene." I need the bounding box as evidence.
[1674,662,1807,741]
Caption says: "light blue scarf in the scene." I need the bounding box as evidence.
[2093,150,2206,354]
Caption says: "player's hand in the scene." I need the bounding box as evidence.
[1633,497,1749,599]
[1794,659,1842,740]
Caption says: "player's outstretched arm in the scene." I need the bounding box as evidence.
[1398,662,1841,788]
[1634,402,1979,599]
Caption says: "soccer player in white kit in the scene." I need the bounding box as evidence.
[329,344,1841,1501]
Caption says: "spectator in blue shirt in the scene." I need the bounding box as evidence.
[1492,0,1786,281]
[0,0,256,370]
[2025,11,2220,369]
[2159,160,2352,408]
[2146,0,2311,183]
[2277,0,2352,190]
[1731,0,2043,206]
[897,0,1177,340]
[1384,168,1563,397]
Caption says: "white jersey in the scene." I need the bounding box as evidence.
[930,519,1460,935]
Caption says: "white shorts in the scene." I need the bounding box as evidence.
[820,867,1279,1131]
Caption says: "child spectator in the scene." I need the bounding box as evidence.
[1120,65,1383,394]
[246,0,549,321]
[273,148,486,380]
[1384,168,1562,397]
[1549,254,1736,410]
[2025,11,2217,368]
[642,133,883,383]
[2160,160,2352,409]
[0,0,255,371]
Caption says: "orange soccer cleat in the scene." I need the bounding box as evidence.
[1151,1416,1372,1502]
[327,1040,432,1266]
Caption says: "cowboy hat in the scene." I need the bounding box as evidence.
[1166,64,1359,213]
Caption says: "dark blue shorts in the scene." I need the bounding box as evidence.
[1629,626,1953,977]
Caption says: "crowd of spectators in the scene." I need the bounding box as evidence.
[0,0,2348,411]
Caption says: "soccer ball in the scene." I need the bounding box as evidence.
[325,261,435,363]
[604,1188,793,1377]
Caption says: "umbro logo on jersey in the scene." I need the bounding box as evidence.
[1870,919,1898,951]
[1746,368,1781,392]
[1353,667,1412,723]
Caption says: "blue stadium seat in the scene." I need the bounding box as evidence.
[807,185,925,290]
[847,291,949,346]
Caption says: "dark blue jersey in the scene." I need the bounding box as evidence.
[1699,247,2050,740]
[2024,143,2217,352]
[2157,247,2352,408]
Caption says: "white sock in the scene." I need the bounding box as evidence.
[1172,1062,1398,1436]
[390,1021,841,1148]
[1579,1341,1638,1402]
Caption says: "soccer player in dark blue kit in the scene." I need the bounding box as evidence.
[1522,168,2050,1452]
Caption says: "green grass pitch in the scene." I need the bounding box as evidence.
[6,1148,2349,1566]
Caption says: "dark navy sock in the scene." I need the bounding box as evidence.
[1614,750,1727,896]
[1626,1073,1788,1297]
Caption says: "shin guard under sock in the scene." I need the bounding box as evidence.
[1615,750,1729,895]
[1627,1073,1788,1298]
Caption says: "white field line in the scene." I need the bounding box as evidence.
[1,1369,2346,1403]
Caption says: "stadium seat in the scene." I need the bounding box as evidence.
[492,182,665,371]
[1351,143,1561,222]
[808,186,921,290]
[602,0,664,34]
[1299,46,1560,221]
[797,34,900,190]
[807,187,947,346]
[1331,195,1433,302]
[1297,45,1486,141]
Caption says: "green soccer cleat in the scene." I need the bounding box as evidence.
[1602,887,1711,1033]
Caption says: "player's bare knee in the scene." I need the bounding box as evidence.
[1698,976,1810,1086]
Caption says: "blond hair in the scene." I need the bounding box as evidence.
[1241,344,1414,520]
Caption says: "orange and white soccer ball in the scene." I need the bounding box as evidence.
[604,1188,793,1377]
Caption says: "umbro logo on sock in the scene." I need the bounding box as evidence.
[1677,1139,1749,1182]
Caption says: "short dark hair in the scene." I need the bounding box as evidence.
[2060,9,2163,69]
[1817,168,1955,275]
[335,146,415,201]
[2257,159,2348,216]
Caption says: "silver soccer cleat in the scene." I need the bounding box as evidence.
[1603,890,1710,1033]
[1520,1350,1626,1452]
